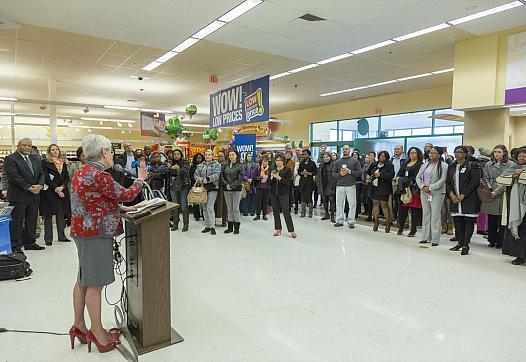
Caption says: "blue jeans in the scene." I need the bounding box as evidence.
[240,192,255,215]
[170,185,188,209]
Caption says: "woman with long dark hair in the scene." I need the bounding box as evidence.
[270,154,297,238]
[416,147,448,246]
[362,151,376,221]
[316,152,336,222]
[41,144,70,245]
[221,150,244,234]
[482,145,514,247]
[241,153,257,216]
[447,145,482,255]
[169,149,190,232]
[189,153,204,221]
[366,150,394,232]
[253,155,270,220]
[397,147,424,237]
[297,149,318,218]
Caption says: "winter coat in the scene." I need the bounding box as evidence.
[316,161,336,196]
[481,159,515,215]
[446,161,482,215]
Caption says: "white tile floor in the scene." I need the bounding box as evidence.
[1,210,525,362]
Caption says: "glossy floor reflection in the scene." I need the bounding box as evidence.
[1,211,525,362]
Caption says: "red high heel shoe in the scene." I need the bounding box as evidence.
[86,330,118,353]
[273,230,282,237]
[69,326,87,349]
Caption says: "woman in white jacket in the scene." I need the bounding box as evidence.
[416,147,449,246]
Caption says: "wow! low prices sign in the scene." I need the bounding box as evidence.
[210,75,269,128]
[233,134,256,163]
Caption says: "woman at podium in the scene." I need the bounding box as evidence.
[69,135,143,353]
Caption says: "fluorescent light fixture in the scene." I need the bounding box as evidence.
[449,1,523,25]
[182,124,209,128]
[81,117,136,123]
[289,64,319,73]
[367,80,398,88]
[155,51,178,63]
[142,61,162,71]
[270,72,292,80]
[140,108,173,113]
[431,68,454,74]
[317,53,353,65]
[351,40,395,55]
[0,112,15,116]
[320,86,369,97]
[397,73,432,81]
[219,0,263,22]
[104,105,140,111]
[0,96,17,102]
[172,38,199,53]
[193,20,227,39]
[76,125,113,130]
[393,23,450,41]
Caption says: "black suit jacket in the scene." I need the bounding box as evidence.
[4,152,45,203]
[40,160,70,216]
[446,161,482,215]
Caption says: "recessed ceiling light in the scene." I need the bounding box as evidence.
[317,53,353,65]
[351,40,396,55]
[289,64,319,73]
[171,38,199,53]
[142,61,162,71]
[192,20,227,39]
[449,1,523,25]
[218,0,263,22]
[393,23,450,42]
[270,72,292,80]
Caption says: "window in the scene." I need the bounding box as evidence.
[406,135,463,156]
[433,109,464,135]
[356,138,405,156]
[311,121,338,142]
[381,111,432,136]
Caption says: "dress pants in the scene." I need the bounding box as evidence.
[487,214,504,247]
[9,201,39,250]
[224,191,241,222]
[420,192,445,244]
[336,186,356,225]
[293,186,301,211]
[453,216,476,248]
[270,193,294,232]
[288,182,294,210]
[398,206,422,235]
[441,199,453,224]
[202,191,218,228]
[215,189,228,224]
[322,194,336,214]
[355,183,363,217]
[255,188,270,216]
[44,207,67,244]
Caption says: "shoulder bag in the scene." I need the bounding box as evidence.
[187,181,208,205]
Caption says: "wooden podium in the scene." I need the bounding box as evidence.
[121,202,183,356]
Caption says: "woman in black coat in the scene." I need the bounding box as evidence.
[316,152,336,222]
[297,149,318,218]
[189,153,204,221]
[447,145,482,255]
[397,147,424,237]
[366,150,395,232]
[169,149,191,232]
[41,144,70,245]
[270,154,296,238]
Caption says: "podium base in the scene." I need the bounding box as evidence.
[119,327,184,362]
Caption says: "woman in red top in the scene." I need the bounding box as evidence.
[69,135,142,353]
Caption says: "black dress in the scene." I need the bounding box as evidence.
[367,161,395,202]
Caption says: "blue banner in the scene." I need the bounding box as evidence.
[233,134,257,163]
[210,75,269,128]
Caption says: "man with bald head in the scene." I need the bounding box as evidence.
[4,138,46,252]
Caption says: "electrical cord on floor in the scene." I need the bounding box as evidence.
[0,327,68,336]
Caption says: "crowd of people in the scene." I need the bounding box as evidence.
[2,138,526,267]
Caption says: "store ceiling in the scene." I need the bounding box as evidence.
[0,0,525,124]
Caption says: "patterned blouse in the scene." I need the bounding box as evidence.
[70,162,142,237]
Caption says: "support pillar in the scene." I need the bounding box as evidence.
[48,79,57,144]
[463,108,510,149]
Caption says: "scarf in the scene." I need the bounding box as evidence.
[260,164,269,176]
[53,158,63,174]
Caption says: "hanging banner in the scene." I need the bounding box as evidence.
[188,144,210,158]
[141,112,166,137]
[233,134,256,162]
[210,75,269,128]
[505,31,526,105]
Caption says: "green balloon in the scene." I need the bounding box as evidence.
[210,128,218,140]
[186,104,197,116]
[165,116,184,139]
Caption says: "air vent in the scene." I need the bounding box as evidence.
[299,13,325,22]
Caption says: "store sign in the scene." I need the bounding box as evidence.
[505,31,526,105]
[111,142,122,149]
[141,112,166,137]
[233,134,256,162]
[189,145,210,158]
[210,75,269,128]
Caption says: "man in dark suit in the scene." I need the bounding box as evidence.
[4,138,46,252]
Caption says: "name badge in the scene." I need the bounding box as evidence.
[460,167,466,174]
[405,171,409,177]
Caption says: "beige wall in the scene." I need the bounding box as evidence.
[463,108,510,149]
[512,116,526,148]
[271,85,453,144]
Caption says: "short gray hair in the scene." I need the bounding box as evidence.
[82,134,111,162]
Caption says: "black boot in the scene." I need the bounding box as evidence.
[461,247,469,255]
[171,209,180,231]
[308,203,313,218]
[330,212,336,223]
[224,221,234,234]
[181,209,189,232]
[449,245,462,251]
[321,207,330,220]
[511,257,525,265]
[300,202,306,217]
[233,222,240,235]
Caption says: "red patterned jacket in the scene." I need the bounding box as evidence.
[70,163,142,237]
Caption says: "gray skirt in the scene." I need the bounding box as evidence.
[74,236,115,287]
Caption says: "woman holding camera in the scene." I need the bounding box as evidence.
[270,154,296,238]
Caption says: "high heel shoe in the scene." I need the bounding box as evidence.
[69,326,87,349]
[273,230,282,237]
[373,220,379,232]
[86,330,118,353]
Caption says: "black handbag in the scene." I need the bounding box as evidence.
[0,253,33,281]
